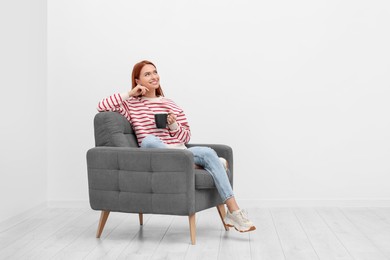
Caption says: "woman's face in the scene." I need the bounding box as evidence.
[136,64,160,90]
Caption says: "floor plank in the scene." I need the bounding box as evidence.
[116,214,175,259]
[51,210,128,259]
[317,208,389,260]
[248,207,285,260]
[0,208,64,251]
[341,207,390,258]
[218,207,252,260]
[16,209,99,259]
[149,215,192,260]
[293,208,352,260]
[371,208,390,225]
[0,204,47,233]
[84,213,152,260]
[0,208,87,259]
[270,208,319,260]
[184,208,224,260]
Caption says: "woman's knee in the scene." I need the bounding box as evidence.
[197,147,218,161]
[204,147,218,157]
[188,146,219,164]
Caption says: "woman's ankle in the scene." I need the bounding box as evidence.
[225,197,239,213]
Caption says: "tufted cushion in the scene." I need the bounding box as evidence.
[94,112,139,147]
[194,169,232,189]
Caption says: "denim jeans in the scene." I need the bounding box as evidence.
[141,134,234,202]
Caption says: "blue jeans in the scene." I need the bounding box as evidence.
[141,135,234,202]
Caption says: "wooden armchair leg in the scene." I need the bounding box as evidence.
[139,213,143,225]
[96,210,110,238]
[189,214,196,245]
[216,204,229,231]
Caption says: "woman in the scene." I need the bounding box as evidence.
[97,60,255,232]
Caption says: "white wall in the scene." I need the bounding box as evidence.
[47,0,390,204]
[0,0,47,222]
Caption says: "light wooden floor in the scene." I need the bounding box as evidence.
[1,207,390,260]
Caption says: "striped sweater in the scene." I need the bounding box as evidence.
[97,92,191,147]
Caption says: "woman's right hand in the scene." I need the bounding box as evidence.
[129,85,149,97]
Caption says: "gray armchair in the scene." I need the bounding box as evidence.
[86,111,234,244]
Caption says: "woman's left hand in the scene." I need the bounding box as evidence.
[167,111,177,125]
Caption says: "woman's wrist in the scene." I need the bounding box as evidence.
[120,92,131,100]
[168,121,179,131]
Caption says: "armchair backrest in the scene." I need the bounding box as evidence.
[94,112,139,147]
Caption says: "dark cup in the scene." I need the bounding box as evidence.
[154,113,168,128]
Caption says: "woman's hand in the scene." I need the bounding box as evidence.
[129,85,149,97]
[167,111,177,125]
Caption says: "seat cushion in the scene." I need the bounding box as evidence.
[195,169,232,189]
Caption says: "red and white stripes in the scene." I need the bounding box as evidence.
[97,93,191,146]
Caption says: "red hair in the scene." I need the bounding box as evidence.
[131,60,164,97]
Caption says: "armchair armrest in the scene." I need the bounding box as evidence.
[87,146,194,173]
[86,146,196,215]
